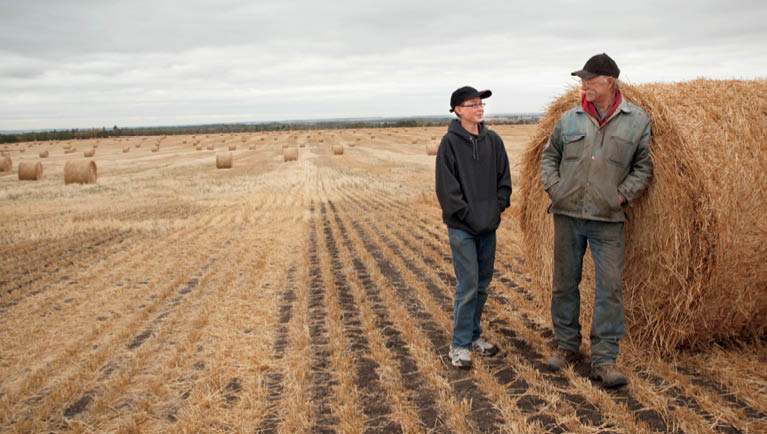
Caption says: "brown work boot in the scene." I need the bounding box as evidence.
[589,364,628,388]
[547,347,582,371]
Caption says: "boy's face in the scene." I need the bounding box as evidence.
[454,96,484,124]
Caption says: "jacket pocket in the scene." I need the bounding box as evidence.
[607,135,635,168]
[562,134,585,161]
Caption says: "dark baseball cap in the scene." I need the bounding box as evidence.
[449,86,492,113]
[571,53,620,79]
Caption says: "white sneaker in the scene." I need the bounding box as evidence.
[472,337,499,357]
[449,345,472,368]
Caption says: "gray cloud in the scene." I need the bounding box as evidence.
[1,0,765,130]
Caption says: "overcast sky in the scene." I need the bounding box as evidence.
[1,0,765,131]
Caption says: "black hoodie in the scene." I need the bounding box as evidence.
[435,119,512,235]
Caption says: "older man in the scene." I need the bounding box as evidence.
[540,53,653,387]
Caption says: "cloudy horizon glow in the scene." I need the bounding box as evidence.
[1,0,766,131]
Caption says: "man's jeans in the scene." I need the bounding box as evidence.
[448,227,496,349]
[552,214,625,367]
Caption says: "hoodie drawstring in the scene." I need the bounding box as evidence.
[472,137,478,161]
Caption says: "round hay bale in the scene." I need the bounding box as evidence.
[0,155,11,172]
[332,144,344,155]
[518,79,767,352]
[19,148,26,153]
[1,151,9,157]
[64,160,97,184]
[207,146,214,151]
[39,150,49,158]
[248,145,256,150]
[228,145,237,151]
[283,147,298,162]
[152,146,159,153]
[135,143,141,148]
[18,161,43,180]
[196,145,203,151]
[425,143,438,156]
[84,149,95,157]
[216,152,233,169]
[122,147,130,153]
[65,147,76,154]
[299,143,306,148]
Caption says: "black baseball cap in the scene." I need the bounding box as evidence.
[449,86,492,113]
[571,53,620,79]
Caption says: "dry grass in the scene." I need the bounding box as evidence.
[0,125,764,433]
[518,79,767,353]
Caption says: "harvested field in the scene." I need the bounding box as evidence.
[0,126,765,433]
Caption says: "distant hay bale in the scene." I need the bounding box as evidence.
[299,143,306,148]
[518,79,767,352]
[135,143,141,148]
[122,147,130,153]
[319,139,324,143]
[248,145,256,150]
[425,143,438,155]
[93,143,99,148]
[283,147,298,162]
[64,160,97,184]
[228,145,237,151]
[18,161,43,180]
[260,137,265,141]
[196,145,203,151]
[0,155,11,172]
[152,146,159,153]
[216,152,233,169]
[207,145,214,151]
[412,139,419,145]
[39,150,49,158]
[332,144,344,155]
[19,148,26,153]
[64,147,76,154]
[83,149,95,157]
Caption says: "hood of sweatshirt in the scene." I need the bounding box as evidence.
[447,119,488,160]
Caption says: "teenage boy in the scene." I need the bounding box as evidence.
[436,86,512,368]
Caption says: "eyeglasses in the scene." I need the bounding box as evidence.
[458,102,485,109]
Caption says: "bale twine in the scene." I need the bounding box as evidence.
[84,149,95,157]
[64,160,97,184]
[122,147,130,153]
[18,161,43,180]
[0,155,11,172]
[228,145,237,151]
[518,79,767,352]
[39,150,49,158]
[283,147,298,162]
[332,144,344,155]
[216,152,233,169]
[425,143,438,156]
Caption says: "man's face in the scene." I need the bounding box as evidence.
[580,75,613,103]
[454,96,484,123]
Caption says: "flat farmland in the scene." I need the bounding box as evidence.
[1,126,765,433]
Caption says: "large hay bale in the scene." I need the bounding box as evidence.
[518,79,767,352]
[216,152,233,169]
[64,160,97,184]
[39,150,49,158]
[283,147,298,162]
[0,155,11,172]
[425,143,438,156]
[84,149,95,157]
[18,161,43,180]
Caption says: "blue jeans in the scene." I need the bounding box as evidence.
[552,214,625,368]
[448,227,496,349]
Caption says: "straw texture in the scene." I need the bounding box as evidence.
[64,160,98,184]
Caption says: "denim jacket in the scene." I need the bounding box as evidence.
[541,97,653,222]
